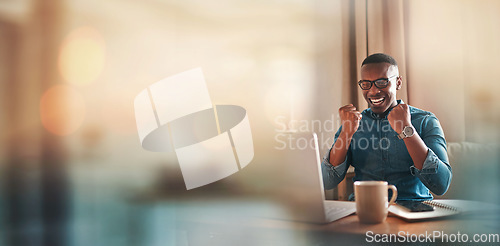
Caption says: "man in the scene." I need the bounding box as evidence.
[322,53,452,201]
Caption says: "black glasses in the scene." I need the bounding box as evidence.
[358,75,397,90]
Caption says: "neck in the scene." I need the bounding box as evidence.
[376,109,391,118]
[375,100,399,118]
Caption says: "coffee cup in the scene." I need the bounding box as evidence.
[354,181,397,224]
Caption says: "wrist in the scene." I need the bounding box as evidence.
[393,119,411,133]
[398,125,415,139]
[340,129,355,140]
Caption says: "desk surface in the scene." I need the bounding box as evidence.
[257,214,499,235]
[255,214,500,245]
[131,198,500,245]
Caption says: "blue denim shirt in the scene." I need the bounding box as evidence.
[322,100,452,201]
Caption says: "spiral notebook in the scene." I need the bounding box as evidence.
[388,199,500,221]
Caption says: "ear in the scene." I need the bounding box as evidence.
[395,76,402,90]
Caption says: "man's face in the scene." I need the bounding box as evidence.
[360,62,401,115]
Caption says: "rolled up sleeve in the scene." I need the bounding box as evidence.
[410,115,452,195]
[321,128,351,190]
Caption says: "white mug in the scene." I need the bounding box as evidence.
[354,181,397,224]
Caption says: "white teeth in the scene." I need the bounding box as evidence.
[371,98,384,104]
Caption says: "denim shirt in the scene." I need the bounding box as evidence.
[321,100,452,201]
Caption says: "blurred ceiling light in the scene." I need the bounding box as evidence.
[0,0,33,23]
[40,85,86,136]
[59,26,105,86]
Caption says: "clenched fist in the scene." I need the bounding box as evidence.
[339,104,362,137]
[387,103,411,133]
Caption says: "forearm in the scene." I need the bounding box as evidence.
[407,114,452,196]
[323,104,360,188]
[321,159,348,190]
[403,131,429,170]
[410,149,452,195]
[329,130,353,167]
[322,132,351,189]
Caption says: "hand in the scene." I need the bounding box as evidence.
[339,104,362,137]
[387,103,411,133]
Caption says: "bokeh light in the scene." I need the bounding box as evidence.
[59,26,106,86]
[100,88,137,135]
[40,85,86,136]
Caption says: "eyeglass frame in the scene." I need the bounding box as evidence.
[358,75,398,90]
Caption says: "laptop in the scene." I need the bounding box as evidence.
[268,132,356,223]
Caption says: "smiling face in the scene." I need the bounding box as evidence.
[360,62,402,116]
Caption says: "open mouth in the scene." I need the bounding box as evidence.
[369,97,385,106]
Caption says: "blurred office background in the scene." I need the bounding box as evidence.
[1,0,499,245]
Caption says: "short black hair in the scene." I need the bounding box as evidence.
[362,53,398,66]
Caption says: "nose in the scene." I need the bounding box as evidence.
[368,83,381,95]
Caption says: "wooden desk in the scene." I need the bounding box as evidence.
[130,198,500,245]
[247,214,500,245]
[258,214,499,235]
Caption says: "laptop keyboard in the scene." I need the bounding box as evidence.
[325,206,349,216]
[323,201,356,221]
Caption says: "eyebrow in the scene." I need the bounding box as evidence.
[360,75,397,81]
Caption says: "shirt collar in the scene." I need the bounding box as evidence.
[367,99,404,119]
